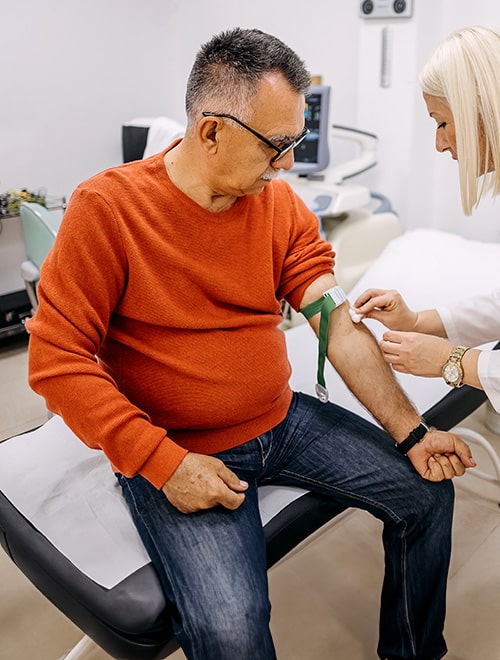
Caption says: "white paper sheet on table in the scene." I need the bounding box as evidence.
[0,415,151,589]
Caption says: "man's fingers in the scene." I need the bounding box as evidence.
[425,456,446,481]
[446,453,467,477]
[217,489,246,511]
[453,440,477,468]
[218,464,248,492]
[216,466,248,510]
[430,453,464,479]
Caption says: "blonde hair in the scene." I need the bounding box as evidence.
[419,26,500,214]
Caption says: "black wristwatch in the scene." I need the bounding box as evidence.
[395,421,430,455]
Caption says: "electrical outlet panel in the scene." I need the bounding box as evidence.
[360,0,413,19]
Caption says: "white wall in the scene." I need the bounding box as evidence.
[0,0,185,194]
[159,1,361,148]
[2,0,500,294]
[0,0,180,293]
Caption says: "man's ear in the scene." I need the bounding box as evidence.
[198,117,220,154]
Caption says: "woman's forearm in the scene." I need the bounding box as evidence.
[414,309,448,337]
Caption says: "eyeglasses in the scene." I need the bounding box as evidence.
[202,111,309,163]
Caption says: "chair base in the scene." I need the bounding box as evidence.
[62,635,97,659]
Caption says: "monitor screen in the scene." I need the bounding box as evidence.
[291,85,331,176]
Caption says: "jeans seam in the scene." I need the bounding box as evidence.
[256,433,272,469]
[280,468,403,524]
[400,522,417,658]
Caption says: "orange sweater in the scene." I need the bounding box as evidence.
[28,149,334,488]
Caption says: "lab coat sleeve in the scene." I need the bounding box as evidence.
[477,351,500,413]
[437,288,500,412]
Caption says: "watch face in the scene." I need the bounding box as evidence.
[443,362,462,385]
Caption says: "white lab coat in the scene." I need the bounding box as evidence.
[438,288,500,412]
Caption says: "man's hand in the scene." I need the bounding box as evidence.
[406,428,476,481]
[162,452,248,514]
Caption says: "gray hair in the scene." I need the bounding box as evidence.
[185,28,311,127]
[420,25,500,214]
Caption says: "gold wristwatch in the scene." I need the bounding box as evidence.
[441,345,470,388]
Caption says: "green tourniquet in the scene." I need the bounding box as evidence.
[300,297,324,320]
[301,294,341,402]
[317,295,337,392]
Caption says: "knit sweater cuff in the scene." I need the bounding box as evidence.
[139,437,189,489]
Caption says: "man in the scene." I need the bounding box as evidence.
[28,28,475,660]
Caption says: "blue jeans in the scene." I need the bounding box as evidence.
[117,392,453,660]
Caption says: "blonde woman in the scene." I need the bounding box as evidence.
[355,25,500,411]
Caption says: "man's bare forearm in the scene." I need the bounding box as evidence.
[300,277,476,480]
[321,306,421,441]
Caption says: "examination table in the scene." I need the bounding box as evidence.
[1,228,499,659]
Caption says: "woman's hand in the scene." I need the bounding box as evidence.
[379,331,452,377]
[353,289,418,331]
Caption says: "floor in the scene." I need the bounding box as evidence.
[1,332,500,660]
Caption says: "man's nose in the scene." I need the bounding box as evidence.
[272,150,295,171]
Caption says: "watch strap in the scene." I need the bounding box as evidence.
[395,421,430,455]
[442,345,470,388]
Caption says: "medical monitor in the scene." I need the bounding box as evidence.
[291,85,331,176]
